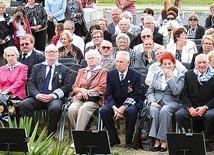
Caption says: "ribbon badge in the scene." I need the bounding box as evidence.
[127,80,133,93]
[59,74,62,83]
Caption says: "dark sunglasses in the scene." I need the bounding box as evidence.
[101,46,111,50]
[167,18,175,20]
[20,43,30,46]
[189,18,197,21]
[142,35,151,38]
[168,29,172,31]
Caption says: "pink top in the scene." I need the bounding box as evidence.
[0,64,28,100]
[120,0,136,15]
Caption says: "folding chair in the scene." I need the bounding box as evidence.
[58,69,78,141]
[58,58,78,64]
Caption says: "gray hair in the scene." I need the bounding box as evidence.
[85,49,102,63]
[45,44,59,52]
[205,28,214,35]
[121,11,133,22]
[64,20,75,28]
[143,15,155,24]
[119,17,131,26]
[141,28,153,37]
[111,8,122,14]
[116,33,130,46]
[116,51,130,61]
[195,53,209,63]
[3,46,19,58]
[155,46,165,52]
[101,40,113,47]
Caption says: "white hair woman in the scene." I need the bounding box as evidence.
[0,46,28,100]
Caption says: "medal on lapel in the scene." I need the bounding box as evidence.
[127,80,133,93]
[59,74,62,83]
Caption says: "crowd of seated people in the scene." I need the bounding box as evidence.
[2,0,214,152]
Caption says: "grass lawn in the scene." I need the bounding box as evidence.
[98,0,213,5]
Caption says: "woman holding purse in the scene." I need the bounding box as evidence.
[68,49,107,131]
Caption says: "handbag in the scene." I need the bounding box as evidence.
[0,94,21,122]
[81,70,101,103]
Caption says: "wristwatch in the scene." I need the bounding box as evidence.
[204,105,209,110]
[123,103,131,108]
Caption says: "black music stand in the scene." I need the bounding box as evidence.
[166,132,206,155]
[0,128,29,155]
[71,130,111,155]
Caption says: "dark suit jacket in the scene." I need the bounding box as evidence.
[181,70,214,109]
[184,25,205,39]
[137,30,163,45]
[105,67,143,109]
[107,22,115,35]
[205,15,213,29]
[28,63,70,98]
[104,30,112,42]
[18,50,45,78]
[111,32,137,49]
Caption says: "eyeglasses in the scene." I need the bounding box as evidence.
[144,22,154,25]
[142,35,151,38]
[168,29,172,31]
[203,43,213,46]
[167,18,175,20]
[64,28,73,30]
[93,36,102,39]
[101,46,111,50]
[189,18,197,21]
[20,43,30,46]
[46,50,58,54]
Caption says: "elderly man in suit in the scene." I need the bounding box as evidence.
[111,18,137,49]
[100,40,115,70]
[133,38,156,67]
[107,8,122,35]
[19,44,70,136]
[18,34,45,79]
[175,54,214,152]
[137,15,163,45]
[100,51,143,148]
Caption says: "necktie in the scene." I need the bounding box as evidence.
[22,53,27,60]
[42,66,52,94]
[120,73,124,81]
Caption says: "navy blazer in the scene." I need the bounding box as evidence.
[105,67,143,109]
[28,62,70,98]
[18,50,45,78]
[181,70,214,109]
[107,22,115,35]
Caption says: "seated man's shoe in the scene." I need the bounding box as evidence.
[160,147,167,152]
[125,144,132,149]
[85,116,94,130]
[110,137,120,147]
[152,145,160,152]
[205,141,212,152]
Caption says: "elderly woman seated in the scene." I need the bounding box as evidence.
[0,46,28,100]
[166,26,198,63]
[68,49,108,131]
[146,52,184,152]
[58,30,83,64]
[113,33,135,67]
